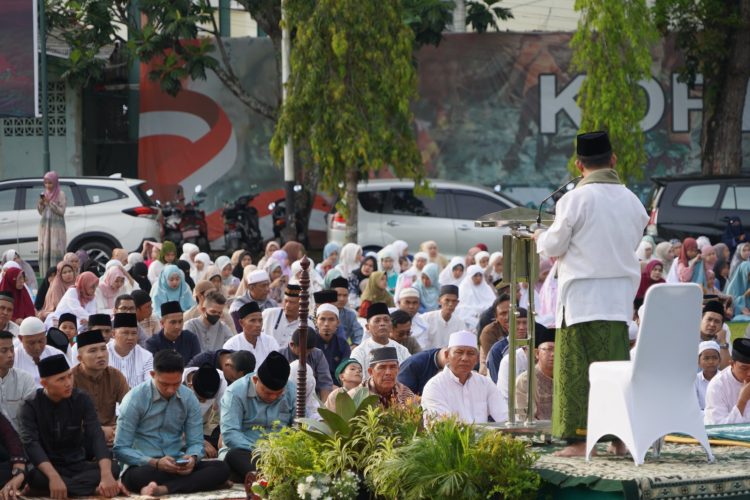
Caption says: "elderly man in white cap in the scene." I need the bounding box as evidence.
[395,288,429,348]
[351,303,410,373]
[229,269,278,331]
[14,317,60,387]
[421,330,506,424]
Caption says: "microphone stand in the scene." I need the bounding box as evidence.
[535,177,582,227]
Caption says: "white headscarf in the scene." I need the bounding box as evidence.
[391,240,409,258]
[191,252,213,282]
[125,252,144,272]
[458,264,496,309]
[439,256,465,287]
[335,243,362,277]
[474,251,490,271]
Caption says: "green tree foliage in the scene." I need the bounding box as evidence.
[568,0,657,182]
[271,0,428,242]
[466,1,513,33]
[653,0,750,175]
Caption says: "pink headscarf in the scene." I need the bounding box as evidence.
[43,171,61,203]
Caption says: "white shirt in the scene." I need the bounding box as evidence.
[420,310,467,349]
[497,348,528,413]
[695,371,712,411]
[223,333,280,368]
[0,321,20,337]
[107,341,154,388]
[536,182,648,328]
[422,366,506,423]
[704,367,750,425]
[48,287,97,331]
[14,344,60,387]
[261,307,314,347]
[350,338,411,373]
[0,368,35,431]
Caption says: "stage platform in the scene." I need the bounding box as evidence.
[534,441,750,499]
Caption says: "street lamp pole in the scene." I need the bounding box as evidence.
[281,0,296,242]
[39,0,50,173]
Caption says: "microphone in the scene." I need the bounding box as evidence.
[536,176,582,226]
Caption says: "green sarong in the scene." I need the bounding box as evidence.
[552,320,630,440]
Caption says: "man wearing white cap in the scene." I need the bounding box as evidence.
[695,340,721,412]
[351,303,411,372]
[315,302,351,382]
[229,269,278,331]
[395,288,428,348]
[14,317,60,387]
[421,330,506,424]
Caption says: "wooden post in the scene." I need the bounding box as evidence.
[295,256,310,419]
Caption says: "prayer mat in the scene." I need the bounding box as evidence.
[19,483,246,500]
[666,423,750,446]
[535,442,750,499]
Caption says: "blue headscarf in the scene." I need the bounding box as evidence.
[726,261,750,301]
[414,262,440,312]
[150,264,195,317]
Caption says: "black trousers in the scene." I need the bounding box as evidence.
[27,460,119,497]
[224,448,258,480]
[121,460,230,494]
[0,462,11,488]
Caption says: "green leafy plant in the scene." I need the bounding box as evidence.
[475,431,541,499]
[299,388,379,442]
[252,426,319,492]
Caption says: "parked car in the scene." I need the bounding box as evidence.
[326,179,519,256]
[0,174,161,273]
[646,174,750,243]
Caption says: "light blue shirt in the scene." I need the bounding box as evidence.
[338,307,363,345]
[219,373,295,459]
[114,379,204,468]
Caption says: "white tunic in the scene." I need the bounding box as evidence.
[0,321,19,337]
[261,307,314,347]
[704,367,750,425]
[536,182,648,328]
[497,348,528,413]
[47,287,97,331]
[0,368,35,430]
[223,333,280,368]
[14,344,61,387]
[350,338,411,373]
[422,367,506,423]
[107,341,154,388]
[420,310,468,349]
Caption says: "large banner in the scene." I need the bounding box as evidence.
[0,0,39,118]
[138,33,750,244]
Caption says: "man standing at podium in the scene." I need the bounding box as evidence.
[535,131,648,457]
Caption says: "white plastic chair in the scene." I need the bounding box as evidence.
[585,283,714,465]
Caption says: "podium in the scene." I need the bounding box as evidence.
[475,207,553,428]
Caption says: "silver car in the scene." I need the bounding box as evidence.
[326,179,518,255]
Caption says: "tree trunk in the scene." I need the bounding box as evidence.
[453,0,466,32]
[345,168,358,244]
[701,1,750,176]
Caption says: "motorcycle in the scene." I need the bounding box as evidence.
[223,193,263,255]
[180,185,210,252]
[161,201,184,246]
[269,196,309,249]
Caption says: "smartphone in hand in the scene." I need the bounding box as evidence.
[175,458,190,466]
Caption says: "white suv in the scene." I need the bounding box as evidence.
[326,179,519,256]
[0,175,161,273]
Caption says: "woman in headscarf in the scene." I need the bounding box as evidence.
[376,245,399,295]
[316,242,341,278]
[35,266,58,312]
[335,243,362,278]
[413,262,440,312]
[455,264,497,330]
[358,271,394,318]
[271,249,291,278]
[484,252,503,285]
[148,240,177,284]
[265,260,287,303]
[130,262,152,294]
[0,267,36,322]
[281,241,305,264]
[256,241,279,270]
[729,242,750,284]
[215,255,239,296]
[62,252,80,273]
[323,268,344,289]
[439,256,465,287]
[713,243,731,265]
[142,241,162,267]
[125,252,144,273]
[95,265,128,312]
[191,252,213,283]
[536,259,559,328]
[394,251,428,300]
[654,241,674,275]
[39,260,77,319]
[391,240,409,260]
[205,265,223,292]
[636,260,665,300]
[725,261,750,321]
[348,255,377,307]
[1,250,36,291]
[290,257,324,294]
[419,240,449,270]
[714,259,730,292]
[231,250,253,280]
[677,237,704,285]
[474,251,490,272]
[51,272,99,330]
[150,264,196,317]
[37,171,67,276]
[101,260,137,295]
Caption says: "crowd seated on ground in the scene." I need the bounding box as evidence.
[1,227,750,496]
